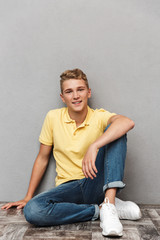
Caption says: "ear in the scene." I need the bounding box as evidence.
[60,93,66,103]
[88,88,91,99]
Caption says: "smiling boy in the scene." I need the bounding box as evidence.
[2,69,141,237]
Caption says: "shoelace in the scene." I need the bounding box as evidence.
[100,197,118,219]
[100,196,114,206]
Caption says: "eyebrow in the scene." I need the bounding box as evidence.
[64,89,72,92]
[64,86,86,92]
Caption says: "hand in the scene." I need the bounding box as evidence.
[1,197,30,210]
[82,143,98,179]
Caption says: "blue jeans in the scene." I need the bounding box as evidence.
[23,125,127,226]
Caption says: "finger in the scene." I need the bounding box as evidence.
[1,204,9,209]
[17,205,24,209]
[91,161,98,174]
[18,201,27,209]
[1,204,8,209]
[88,162,96,178]
[84,163,90,178]
[5,202,21,210]
[88,162,96,179]
[82,162,88,178]
[5,205,12,210]
[85,162,94,179]
[83,167,88,178]
[6,204,15,210]
[3,203,13,210]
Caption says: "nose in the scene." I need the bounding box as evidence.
[73,91,80,99]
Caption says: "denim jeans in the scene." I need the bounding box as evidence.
[23,125,127,226]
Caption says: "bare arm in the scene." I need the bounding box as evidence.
[1,143,52,210]
[82,115,135,179]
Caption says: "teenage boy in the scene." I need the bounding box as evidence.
[2,69,141,237]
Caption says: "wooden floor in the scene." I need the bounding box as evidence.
[0,202,160,240]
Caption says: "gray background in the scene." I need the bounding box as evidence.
[0,0,159,204]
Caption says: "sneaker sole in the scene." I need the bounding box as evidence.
[102,230,123,237]
[100,223,123,237]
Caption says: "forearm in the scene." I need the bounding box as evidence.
[93,116,135,149]
[25,154,49,199]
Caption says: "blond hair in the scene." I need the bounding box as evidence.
[60,68,89,93]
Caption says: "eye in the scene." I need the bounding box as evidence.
[78,88,84,91]
[65,90,72,93]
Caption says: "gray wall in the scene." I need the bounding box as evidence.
[0,0,160,204]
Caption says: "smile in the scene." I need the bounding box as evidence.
[72,101,82,105]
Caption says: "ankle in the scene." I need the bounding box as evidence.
[104,196,115,205]
[99,197,115,210]
[105,188,116,205]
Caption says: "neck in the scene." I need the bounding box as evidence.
[68,107,88,127]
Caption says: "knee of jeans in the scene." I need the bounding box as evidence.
[119,133,127,144]
[23,199,41,225]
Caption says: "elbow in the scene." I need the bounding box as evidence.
[120,115,135,130]
[129,119,135,130]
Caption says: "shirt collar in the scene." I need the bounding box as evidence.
[64,106,93,126]
[64,109,75,123]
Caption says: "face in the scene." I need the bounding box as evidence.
[60,79,91,114]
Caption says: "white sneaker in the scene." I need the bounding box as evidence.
[115,197,142,220]
[100,197,123,237]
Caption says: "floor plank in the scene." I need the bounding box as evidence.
[0,202,160,240]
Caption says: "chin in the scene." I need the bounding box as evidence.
[73,108,83,112]
[69,103,87,112]
[72,106,84,112]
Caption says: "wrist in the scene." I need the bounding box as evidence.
[24,195,32,201]
[91,141,99,150]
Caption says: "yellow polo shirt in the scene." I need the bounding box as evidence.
[39,106,116,186]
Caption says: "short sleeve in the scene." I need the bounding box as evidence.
[39,111,53,146]
[96,109,117,130]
